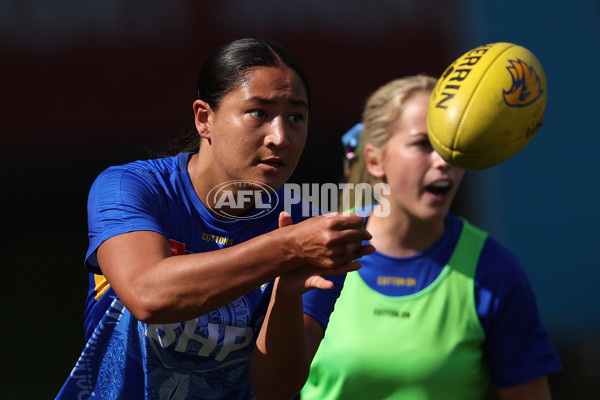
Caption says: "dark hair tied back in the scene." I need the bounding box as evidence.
[160,38,310,156]
[198,38,311,110]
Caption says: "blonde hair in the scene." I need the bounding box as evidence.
[342,75,437,211]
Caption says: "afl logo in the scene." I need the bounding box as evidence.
[206,180,279,220]
[503,58,544,107]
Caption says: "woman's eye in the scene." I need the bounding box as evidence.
[288,113,305,123]
[416,139,433,150]
[249,110,267,119]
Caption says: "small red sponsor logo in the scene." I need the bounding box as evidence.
[169,239,186,256]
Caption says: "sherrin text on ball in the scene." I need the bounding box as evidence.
[427,42,546,170]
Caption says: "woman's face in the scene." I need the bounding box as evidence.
[376,90,465,222]
[204,65,309,190]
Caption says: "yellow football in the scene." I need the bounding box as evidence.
[427,42,547,170]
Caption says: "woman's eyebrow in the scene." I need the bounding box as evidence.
[247,96,308,110]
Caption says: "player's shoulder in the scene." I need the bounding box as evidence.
[456,216,521,272]
[103,154,183,176]
[474,230,534,293]
[94,154,186,187]
[451,216,525,287]
[480,235,522,273]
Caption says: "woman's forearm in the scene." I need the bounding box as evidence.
[250,277,310,400]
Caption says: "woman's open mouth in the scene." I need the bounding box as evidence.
[426,180,451,200]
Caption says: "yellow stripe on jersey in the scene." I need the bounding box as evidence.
[94,274,111,301]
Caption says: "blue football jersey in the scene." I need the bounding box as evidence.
[57,153,344,400]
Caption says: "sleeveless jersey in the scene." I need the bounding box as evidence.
[302,220,489,400]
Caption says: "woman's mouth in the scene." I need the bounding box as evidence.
[258,158,284,172]
[426,180,451,200]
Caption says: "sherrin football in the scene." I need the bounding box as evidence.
[427,42,546,170]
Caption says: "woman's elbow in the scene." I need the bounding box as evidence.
[116,286,172,323]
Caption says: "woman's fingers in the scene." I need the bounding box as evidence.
[279,212,375,269]
[278,211,293,229]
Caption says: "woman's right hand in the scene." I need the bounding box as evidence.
[279,211,375,270]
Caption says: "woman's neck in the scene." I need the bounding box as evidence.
[365,203,445,257]
[187,151,257,219]
[187,152,215,205]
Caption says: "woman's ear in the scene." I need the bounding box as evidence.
[364,143,385,178]
[193,100,212,142]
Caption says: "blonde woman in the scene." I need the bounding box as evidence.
[301,75,562,400]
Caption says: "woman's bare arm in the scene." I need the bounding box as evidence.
[97,212,372,323]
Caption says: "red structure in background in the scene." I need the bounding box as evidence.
[2,2,455,156]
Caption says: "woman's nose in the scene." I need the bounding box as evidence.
[265,118,290,147]
[432,149,450,169]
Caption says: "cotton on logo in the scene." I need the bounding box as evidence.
[206,180,278,220]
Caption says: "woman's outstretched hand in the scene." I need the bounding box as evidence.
[275,211,375,296]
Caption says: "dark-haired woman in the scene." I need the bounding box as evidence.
[57,38,374,400]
